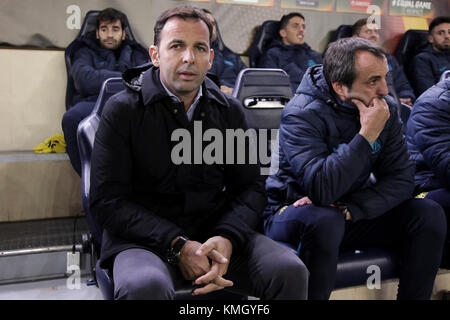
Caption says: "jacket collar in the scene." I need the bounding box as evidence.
[422,43,450,57]
[269,39,312,51]
[138,66,231,108]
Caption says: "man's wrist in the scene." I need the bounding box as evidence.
[166,236,189,265]
[359,131,376,145]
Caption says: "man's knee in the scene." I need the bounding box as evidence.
[267,247,309,299]
[61,110,76,133]
[62,102,94,132]
[305,206,345,248]
[404,198,447,241]
[114,269,175,300]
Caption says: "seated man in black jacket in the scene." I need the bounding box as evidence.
[62,8,149,176]
[263,37,446,300]
[89,5,308,300]
[406,77,450,267]
[411,16,450,96]
[257,12,322,92]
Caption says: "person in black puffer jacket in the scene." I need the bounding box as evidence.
[257,12,322,93]
[406,77,450,267]
[411,16,450,96]
[263,37,446,300]
[62,8,149,176]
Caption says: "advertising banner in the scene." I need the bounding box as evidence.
[216,0,274,6]
[389,0,433,18]
[281,0,334,12]
[336,0,385,14]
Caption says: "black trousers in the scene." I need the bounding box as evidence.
[426,188,450,267]
[61,101,95,176]
[265,198,447,300]
[112,232,309,300]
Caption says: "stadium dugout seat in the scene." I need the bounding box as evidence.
[329,24,353,44]
[77,75,246,300]
[232,68,292,174]
[400,102,412,127]
[232,68,292,128]
[77,77,124,255]
[212,17,231,54]
[232,68,400,290]
[394,29,429,86]
[64,10,143,111]
[248,20,280,68]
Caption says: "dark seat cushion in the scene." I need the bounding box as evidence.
[276,241,399,289]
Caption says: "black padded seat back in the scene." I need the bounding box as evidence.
[277,240,399,289]
[330,24,353,43]
[77,77,125,251]
[232,68,293,130]
[213,20,227,53]
[248,20,280,68]
[394,29,429,81]
[400,102,412,128]
[232,68,293,175]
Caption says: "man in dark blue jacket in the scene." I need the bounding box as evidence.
[202,9,247,95]
[258,12,322,92]
[62,8,149,176]
[412,16,450,96]
[90,5,308,300]
[406,77,450,267]
[263,37,446,300]
[352,18,415,106]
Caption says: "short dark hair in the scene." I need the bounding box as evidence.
[352,18,368,36]
[97,8,127,30]
[429,16,450,34]
[201,8,216,26]
[323,37,386,89]
[153,5,213,46]
[201,8,212,15]
[279,12,305,30]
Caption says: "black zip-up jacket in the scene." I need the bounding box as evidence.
[406,78,450,193]
[412,44,450,96]
[71,34,149,106]
[90,64,266,268]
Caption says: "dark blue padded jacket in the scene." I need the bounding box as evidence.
[411,45,450,96]
[386,54,415,100]
[406,78,450,193]
[264,65,415,222]
[257,40,322,92]
[209,41,247,88]
[71,34,149,105]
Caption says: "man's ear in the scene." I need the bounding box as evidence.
[279,29,287,39]
[96,29,99,39]
[428,34,434,44]
[149,45,160,67]
[121,31,126,41]
[208,48,214,70]
[332,82,348,100]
